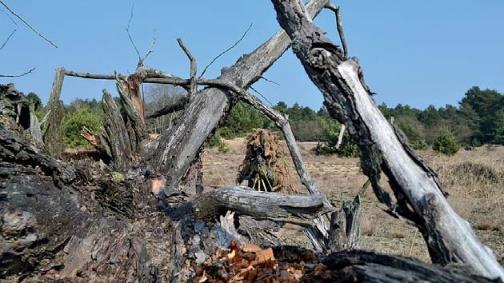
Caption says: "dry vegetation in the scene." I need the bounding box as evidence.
[204,138,504,264]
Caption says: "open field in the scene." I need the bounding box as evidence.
[203,137,504,264]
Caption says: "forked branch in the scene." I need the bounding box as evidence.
[324,2,348,58]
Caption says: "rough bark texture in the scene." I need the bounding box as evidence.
[43,67,65,157]
[100,90,133,170]
[0,125,175,282]
[152,0,330,192]
[116,75,145,123]
[328,195,361,252]
[116,81,147,153]
[271,0,504,279]
[197,186,331,226]
[322,251,500,283]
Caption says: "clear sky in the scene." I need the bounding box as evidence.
[1,1,503,110]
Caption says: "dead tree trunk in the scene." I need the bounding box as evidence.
[271,0,504,279]
[43,67,65,157]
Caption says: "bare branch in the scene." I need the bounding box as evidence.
[0,67,35,78]
[198,23,253,79]
[146,96,189,119]
[126,2,142,63]
[335,124,346,149]
[259,76,280,86]
[0,28,16,50]
[0,0,58,48]
[176,38,197,97]
[143,31,157,62]
[324,2,348,58]
[64,70,116,80]
[250,86,274,106]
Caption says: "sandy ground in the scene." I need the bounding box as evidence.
[202,137,504,264]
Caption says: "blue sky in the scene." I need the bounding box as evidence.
[1,1,503,110]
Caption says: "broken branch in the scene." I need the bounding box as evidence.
[0,0,57,48]
[0,67,35,78]
[177,38,197,97]
[324,2,348,58]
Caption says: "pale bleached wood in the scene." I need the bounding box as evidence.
[336,124,346,149]
[338,60,504,279]
[198,186,330,226]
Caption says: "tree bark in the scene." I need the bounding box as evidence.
[43,67,65,157]
[101,90,133,170]
[270,0,504,279]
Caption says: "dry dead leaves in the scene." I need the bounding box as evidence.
[194,241,333,282]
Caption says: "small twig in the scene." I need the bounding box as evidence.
[0,67,35,78]
[199,23,253,79]
[142,31,157,63]
[259,76,280,86]
[176,38,197,98]
[324,2,348,58]
[0,29,16,50]
[0,0,58,48]
[126,2,142,63]
[250,86,274,107]
[126,2,156,68]
[40,109,51,126]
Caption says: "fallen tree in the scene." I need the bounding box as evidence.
[2,0,503,281]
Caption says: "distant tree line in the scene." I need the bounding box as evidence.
[29,86,504,155]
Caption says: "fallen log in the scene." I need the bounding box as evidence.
[271,0,504,279]
[197,186,331,226]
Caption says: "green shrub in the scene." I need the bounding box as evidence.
[412,140,428,150]
[315,125,359,157]
[433,131,460,156]
[62,106,103,148]
[208,129,229,153]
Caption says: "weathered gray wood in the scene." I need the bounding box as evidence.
[116,80,147,153]
[177,38,197,98]
[152,0,330,192]
[328,195,361,252]
[101,90,133,170]
[116,75,145,123]
[271,0,504,279]
[28,103,43,147]
[43,67,65,157]
[197,186,331,226]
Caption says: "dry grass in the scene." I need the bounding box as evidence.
[203,138,504,263]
